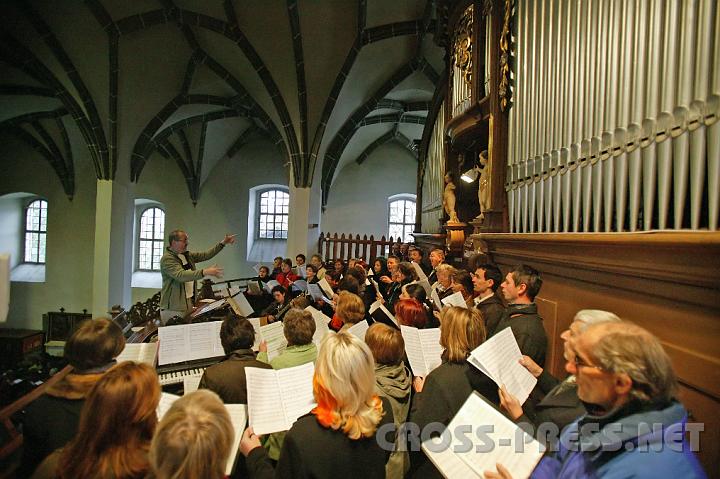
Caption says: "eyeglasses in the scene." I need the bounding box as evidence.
[573,354,606,372]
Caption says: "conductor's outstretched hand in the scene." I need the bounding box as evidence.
[222,234,237,245]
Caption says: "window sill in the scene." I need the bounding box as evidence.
[132,271,162,289]
[11,264,46,283]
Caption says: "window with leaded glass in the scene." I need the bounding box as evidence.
[24,199,47,263]
[258,189,289,239]
[388,197,416,243]
[138,207,165,270]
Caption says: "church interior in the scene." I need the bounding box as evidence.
[0,0,718,477]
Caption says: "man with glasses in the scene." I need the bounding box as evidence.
[160,229,236,324]
[487,321,706,479]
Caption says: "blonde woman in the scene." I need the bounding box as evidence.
[330,290,366,331]
[241,332,394,477]
[148,390,233,479]
[408,306,499,477]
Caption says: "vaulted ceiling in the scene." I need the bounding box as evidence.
[0,0,444,204]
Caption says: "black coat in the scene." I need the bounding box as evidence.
[247,397,395,479]
[407,362,500,478]
[492,302,548,367]
[199,349,272,404]
[474,292,506,335]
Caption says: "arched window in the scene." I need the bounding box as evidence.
[138,207,165,270]
[258,189,289,239]
[388,196,416,243]
[24,199,47,263]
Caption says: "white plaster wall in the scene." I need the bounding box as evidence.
[0,130,98,330]
[131,138,288,303]
[321,141,417,238]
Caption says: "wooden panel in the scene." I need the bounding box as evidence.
[472,231,720,476]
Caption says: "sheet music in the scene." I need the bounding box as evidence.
[292,279,308,292]
[400,326,442,377]
[431,288,443,311]
[183,374,202,394]
[158,324,189,365]
[264,279,280,294]
[468,328,537,405]
[369,300,399,326]
[247,281,262,295]
[296,264,307,278]
[218,285,242,298]
[441,291,468,309]
[367,267,374,277]
[156,392,180,420]
[248,317,262,350]
[228,293,254,317]
[307,283,324,301]
[192,298,227,317]
[224,404,248,475]
[423,437,479,478]
[318,278,335,298]
[246,363,316,435]
[347,320,369,341]
[259,321,287,360]
[305,306,331,348]
[417,279,432,295]
[423,392,544,479]
[411,261,428,282]
[115,342,158,365]
[158,321,224,365]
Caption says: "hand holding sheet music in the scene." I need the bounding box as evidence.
[246,363,316,435]
[224,404,248,475]
[467,328,537,405]
[422,392,544,479]
[258,321,287,361]
[400,326,443,377]
[369,300,398,327]
[304,306,331,348]
[441,291,468,309]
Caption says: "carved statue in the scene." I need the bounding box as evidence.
[443,172,460,224]
[477,150,491,222]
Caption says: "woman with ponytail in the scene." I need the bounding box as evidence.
[241,332,394,478]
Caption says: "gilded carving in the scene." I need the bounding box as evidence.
[452,4,473,88]
[499,0,513,111]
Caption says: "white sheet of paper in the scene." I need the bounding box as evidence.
[292,280,308,292]
[431,288,443,311]
[297,264,307,278]
[158,321,224,365]
[182,374,203,394]
[417,279,432,296]
[441,291,468,309]
[264,280,280,294]
[400,326,442,377]
[423,392,544,479]
[228,293,254,317]
[347,320,369,342]
[246,363,316,435]
[369,300,399,326]
[468,328,538,405]
[0,254,8,323]
[224,404,248,475]
[318,278,335,298]
[259,321,287,359]
[307,283,324,300]
[116,342,158,366]
[156,392,180,420]
[411,261,428,282]
[247,281,262,295]
[248,317,262,350]
[305,306,331,348]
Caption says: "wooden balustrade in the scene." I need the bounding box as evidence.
[317,232,403,264]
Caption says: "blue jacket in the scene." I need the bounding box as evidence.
[531,401,706,478]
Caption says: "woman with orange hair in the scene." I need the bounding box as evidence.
[394,297,428,329]
[240,332,394,477]
[31,362,160,479]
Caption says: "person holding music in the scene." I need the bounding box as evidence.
[159,229,236,324]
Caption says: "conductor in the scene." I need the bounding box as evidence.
[159,229,236,324]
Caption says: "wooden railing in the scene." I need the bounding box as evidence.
[318,232,402,264]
